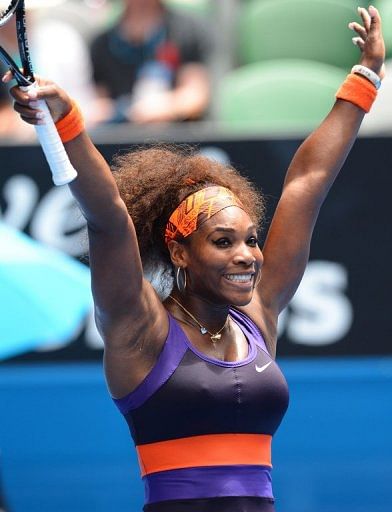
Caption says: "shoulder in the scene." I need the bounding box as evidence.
[164,9,214,57]
[104,308,187,401]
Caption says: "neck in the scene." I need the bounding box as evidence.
[168,292,230,335]
[120,2,164,43]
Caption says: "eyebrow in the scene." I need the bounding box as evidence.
[211,227,235,233]
[210,225,256,233]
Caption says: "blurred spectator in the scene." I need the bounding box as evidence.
[0,0,97,141]
[89,0,212,124]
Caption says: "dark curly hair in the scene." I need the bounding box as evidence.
[112,144,265,295]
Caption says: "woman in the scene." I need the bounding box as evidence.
[5,5,385,512]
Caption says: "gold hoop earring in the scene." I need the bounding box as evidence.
[176,267,187,293]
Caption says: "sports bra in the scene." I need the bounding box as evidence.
[113,308,289,511]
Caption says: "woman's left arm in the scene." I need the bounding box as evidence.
[256,6,385,316]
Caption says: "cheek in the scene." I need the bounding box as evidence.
[187,242,223,269]
[191,257,223,278]
[186,252,225,285]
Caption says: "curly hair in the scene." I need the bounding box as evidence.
[112,144,266,296]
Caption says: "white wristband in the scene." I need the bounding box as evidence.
[351,65,381,89]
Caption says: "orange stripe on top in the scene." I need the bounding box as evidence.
[164,186,244,245]
[136,433,272,477]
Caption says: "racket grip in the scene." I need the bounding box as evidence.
[22,83,78,186]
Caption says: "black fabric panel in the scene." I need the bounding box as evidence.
[144,496,275,512]
[127,347,289,445]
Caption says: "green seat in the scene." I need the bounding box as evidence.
[217,59,347,133]
[163,0,211,16]
[376,0,392,53]
[239,0,360,70]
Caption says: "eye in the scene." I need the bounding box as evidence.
[247,236,259,247]
[213,238,232,247]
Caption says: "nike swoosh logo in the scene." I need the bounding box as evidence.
[255,361,272,373]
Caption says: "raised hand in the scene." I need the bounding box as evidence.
[2,71,73,124]
[349,5,385,78]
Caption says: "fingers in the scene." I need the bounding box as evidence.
[14,104,45,125]
[352,36,365,51]
[11,89,45,125]
[7,83,48,126]
[30,83,62,101]
[354,6,382,38]
[358,6,371,32]
[2,71,72,124]
[348,5,385,75]
[351,6,381,38]
[349,21,367,40]
[9,82,59,104]
[1,70,13,84]
[368,5,382,35]
[349,20,366,50]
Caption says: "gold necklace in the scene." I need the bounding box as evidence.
[169,295,229,343]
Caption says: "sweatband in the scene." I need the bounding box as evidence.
[335,73,377,113]
[55,101,85,143]
[351,65,381,90]
[165,185,244,244]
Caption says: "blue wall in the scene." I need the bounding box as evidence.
[0,358,391,512]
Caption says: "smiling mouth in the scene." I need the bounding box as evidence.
[224,273,254,284]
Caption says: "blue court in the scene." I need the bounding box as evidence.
[0,357,391,512]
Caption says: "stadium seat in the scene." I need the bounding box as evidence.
[217,59,347,133]
[238,0,360,70]
[163,0,211,16]
[376,0,392,53]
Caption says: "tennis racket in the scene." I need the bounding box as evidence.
[0,0,77,186]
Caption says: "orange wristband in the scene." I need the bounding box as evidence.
[335,73,377,113]
[55,101,85,143]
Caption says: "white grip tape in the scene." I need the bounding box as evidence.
[23,83,78,186]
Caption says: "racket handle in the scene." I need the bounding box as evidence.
[22,83,78,186]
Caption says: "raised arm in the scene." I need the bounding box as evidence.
[7,77,169,394]
[248,7,385,339]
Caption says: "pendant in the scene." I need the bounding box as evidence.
[210,333,222,342]
[200,327,208,335]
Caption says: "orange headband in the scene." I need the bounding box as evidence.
[164,185,244,245]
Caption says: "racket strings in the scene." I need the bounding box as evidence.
[0,1,20,26]
[0,1,33,86]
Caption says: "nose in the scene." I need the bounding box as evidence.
[233,242,260,268]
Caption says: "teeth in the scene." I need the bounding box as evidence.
[225,274,253,282]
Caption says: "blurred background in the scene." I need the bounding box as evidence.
[0,0,391,511]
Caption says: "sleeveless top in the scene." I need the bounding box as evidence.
[113,308,289,511]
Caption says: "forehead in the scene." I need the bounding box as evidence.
[198,206,254,233]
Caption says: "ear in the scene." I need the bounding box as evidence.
[167,240,189,268]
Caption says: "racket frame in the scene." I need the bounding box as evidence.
[0,0,20,27]
[0,0,78,186]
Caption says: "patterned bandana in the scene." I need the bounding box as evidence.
[164,185,244,245]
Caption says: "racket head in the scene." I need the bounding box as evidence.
[0,0,21,27]
[15,0,34,83]
[0,0,33,86]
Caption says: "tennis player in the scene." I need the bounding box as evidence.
[5,5,385,512]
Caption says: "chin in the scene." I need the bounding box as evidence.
[227,290,254,308]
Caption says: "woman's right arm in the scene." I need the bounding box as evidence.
[8,78,169,394]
